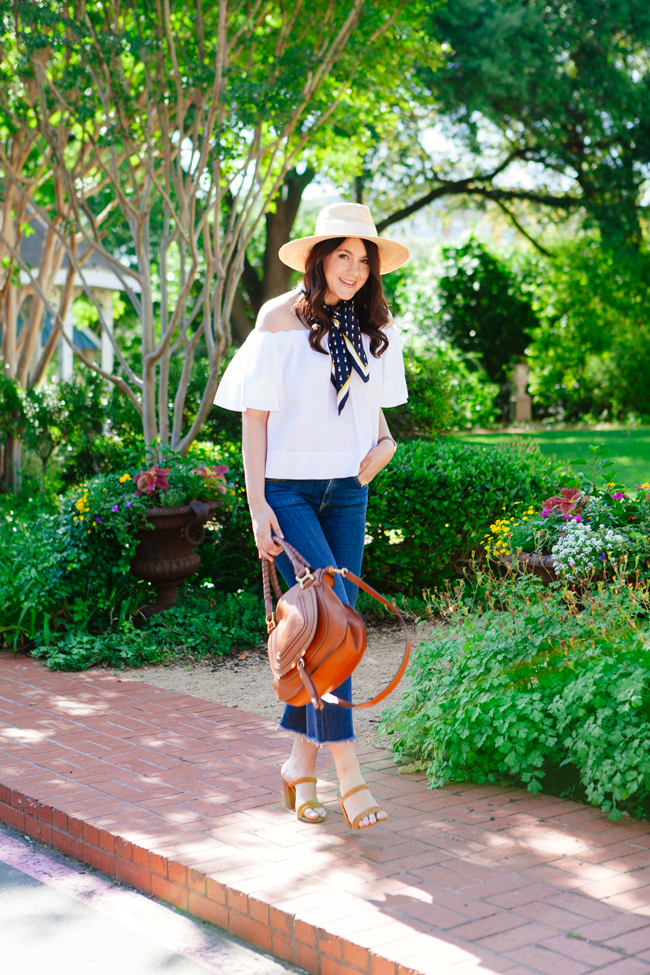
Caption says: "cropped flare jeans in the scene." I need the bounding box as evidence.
[264,476,368,744]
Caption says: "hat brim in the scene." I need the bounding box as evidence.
[278,233,410,275]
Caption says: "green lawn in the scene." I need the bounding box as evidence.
[454,427,650,490]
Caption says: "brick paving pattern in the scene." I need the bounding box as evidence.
[2,653,650,975]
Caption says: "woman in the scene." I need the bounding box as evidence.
[215,203,410,830]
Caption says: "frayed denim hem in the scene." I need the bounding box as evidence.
[275,723,356,746]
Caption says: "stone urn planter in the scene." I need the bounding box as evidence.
[130,499,222,617]
[505,552,558,585]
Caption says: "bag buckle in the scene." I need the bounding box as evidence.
[296,567,315,589]
[329,566,348,577]
[265,613,276,633]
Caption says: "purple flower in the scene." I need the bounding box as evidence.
[540,510,550,517]
[95,517,101,524]
[599,553,606,561]
[111,505,119,512]
[125,501,132,509]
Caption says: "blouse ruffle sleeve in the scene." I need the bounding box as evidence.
[381,325,408,408]
[214,330,281,412]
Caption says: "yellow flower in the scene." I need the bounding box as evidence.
[642,482,650,490]
[87,530,91,534]
[119,473,132,483]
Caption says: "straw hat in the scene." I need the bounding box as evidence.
[278,203,410,275]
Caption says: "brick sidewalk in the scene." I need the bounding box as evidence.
[2,653,650,975]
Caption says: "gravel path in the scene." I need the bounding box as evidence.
[124,621,438,746]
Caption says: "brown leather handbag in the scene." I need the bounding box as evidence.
[262,537,411,710]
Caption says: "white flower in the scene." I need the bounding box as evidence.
[551,521,629,580]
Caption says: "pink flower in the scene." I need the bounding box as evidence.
[192,464,229,494]
[134,465,169,496]
[612,492,627,500]
[542,488,586,518]
[574,514,582,522]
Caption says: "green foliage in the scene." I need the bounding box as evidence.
[381,574,650,819]
[390,342,499,438]
[526,242,650,422]
[0,371,25,445]
[394,259,501,431]
[435,239,539,390]
[0,442,236,653]
[427,0,650,245]
[362,438,564,594]
[33,589,265,671]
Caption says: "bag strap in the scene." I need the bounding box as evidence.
[321,569,411,710]
[262,537,312,632]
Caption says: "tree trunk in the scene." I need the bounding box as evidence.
[2,436,22,495]
[230,287,254,344]
[261,167,315,307]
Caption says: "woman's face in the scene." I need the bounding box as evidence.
[321,237,370,304]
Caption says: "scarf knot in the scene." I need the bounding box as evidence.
[325,299,369,414]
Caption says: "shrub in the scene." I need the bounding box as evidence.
[389,342,499,439]
[525,241,650,422]
[362,438,565,595]
[381,573,650,820]
[32,588,265,671]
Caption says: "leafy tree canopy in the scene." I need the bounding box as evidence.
[423,0,650,246]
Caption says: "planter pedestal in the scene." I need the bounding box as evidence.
[130,500,221,617]
[505,552,557,585]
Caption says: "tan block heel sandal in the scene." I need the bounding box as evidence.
[282,776,326,824]
[339,784,387,830]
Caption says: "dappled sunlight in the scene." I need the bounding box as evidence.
[49,696,108,718]
[0,727,54,745]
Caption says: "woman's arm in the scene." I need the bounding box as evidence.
[242,409,284,560]
[357,409,396,486]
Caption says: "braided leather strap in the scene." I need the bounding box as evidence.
[262,537,311,626]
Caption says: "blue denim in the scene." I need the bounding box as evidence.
[264,476,368,744]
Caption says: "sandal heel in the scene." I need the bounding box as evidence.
[283,780,296,809]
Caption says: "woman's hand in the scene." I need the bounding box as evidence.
[250,500,284,561]
[357,439,396,487]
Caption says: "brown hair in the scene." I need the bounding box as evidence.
[295,237,390,357]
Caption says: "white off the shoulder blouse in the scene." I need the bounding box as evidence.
[214,325,408,480]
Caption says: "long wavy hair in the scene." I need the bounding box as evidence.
[295,237,390,357]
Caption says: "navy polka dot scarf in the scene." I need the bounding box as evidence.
[325,299,369,414]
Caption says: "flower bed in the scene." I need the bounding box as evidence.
[485,481,650,581]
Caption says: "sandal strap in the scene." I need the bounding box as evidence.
[340,783,371,802]
[286,776,317,788]
[351,805,383,830]
[296,799,326,820]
